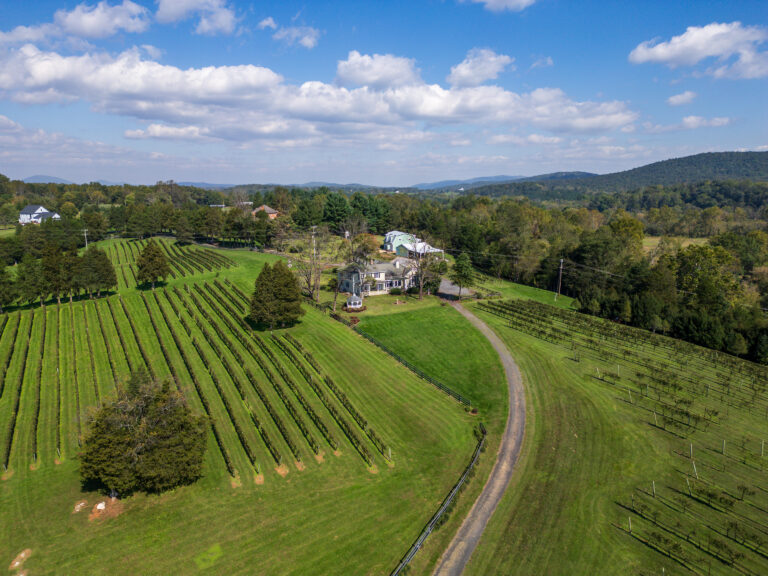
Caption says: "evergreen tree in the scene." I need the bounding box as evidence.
[0,266,16,313]
[78,247,116,297]
[322,192,351,232]
[449,252,475,300]
[250,261,305,329]
[80,369,207,496]
[16,253,45,306]
[174,214,194,244]
[42,244,66,304]
[136,241,171,290]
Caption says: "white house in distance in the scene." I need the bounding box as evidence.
[19,205,61,225]
[338,257,417,296]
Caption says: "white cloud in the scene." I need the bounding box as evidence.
[447,48,513,87]
[258,17,277,30]
[465,0,537,12]
[530,55,553,69]
[629,22,768,79]
[0,113,198,178]
[644,115,730,133]
[681,115,730,129]
[56,1,149,38]
[667,90,696,106]
[155,0,236,35]
[125,124,209,140]
[0,44,638,152]
[273,26,320,49]
[336,51,421,89]
[527,133,562,144]
[0,1,149,44]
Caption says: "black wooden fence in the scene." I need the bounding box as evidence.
[390,425,486,575]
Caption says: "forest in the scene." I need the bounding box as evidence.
[2,171,768,364]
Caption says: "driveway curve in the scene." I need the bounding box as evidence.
[433,303,526,576]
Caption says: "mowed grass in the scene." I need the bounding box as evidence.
[0,246,478,575]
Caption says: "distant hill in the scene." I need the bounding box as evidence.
[518,171,597,182]
[469,152,768,197]
[412,175,523,191]
[177,181,235,190]
[23,175,73,184]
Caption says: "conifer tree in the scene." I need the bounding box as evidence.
[250,261,305,329]
[137,241,170,290]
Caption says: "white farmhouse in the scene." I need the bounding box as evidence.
[19,205,61,225]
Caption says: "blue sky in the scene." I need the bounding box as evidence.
[0,0,766,185]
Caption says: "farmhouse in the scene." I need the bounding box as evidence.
[19,205,61,225]
[252,204,279,220]
[338,257,416,296]
[382,230,417,253]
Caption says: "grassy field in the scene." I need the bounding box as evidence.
[464,299,768,575]
[642,235,708,255]
[0,244,479,575]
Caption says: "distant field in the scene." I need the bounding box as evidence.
[0,243,478,575]
[642,235,708,254]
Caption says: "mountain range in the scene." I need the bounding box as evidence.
[19,151,768,192]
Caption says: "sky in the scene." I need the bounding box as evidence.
[0,0,766,186]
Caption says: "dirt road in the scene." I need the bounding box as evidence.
[433,303,526,576]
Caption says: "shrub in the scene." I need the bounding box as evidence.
[389,288,402,295]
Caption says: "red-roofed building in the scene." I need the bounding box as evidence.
[252,204,279,220]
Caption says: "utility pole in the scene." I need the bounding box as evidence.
[555,258,563,300]
[83,228,88,249]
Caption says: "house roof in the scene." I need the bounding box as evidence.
[20,204,48,215]
[254,204,278,214]
[36,212,59,221]
[400,242,443,255]
[342,257,413,276]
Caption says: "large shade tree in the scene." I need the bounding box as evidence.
[80,369,207,495]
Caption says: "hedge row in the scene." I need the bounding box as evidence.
[2,312,33,469]
[184,289,292,464]
[31,310,46,462]
[293,334,391,462]
[92,301,118,382]
[271,335,372,466]
[213,279,248,314]
[222,278,251,310]
[192,284,321,456]
[106,297,135,373]
[69,303,82,440]
[190,336,271,469]
[0,314,20,398]
[118,296,155,380]
[154,292,236,477]
[252,333,338,451]
[80,303,101,404]
[54,308,62,454]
